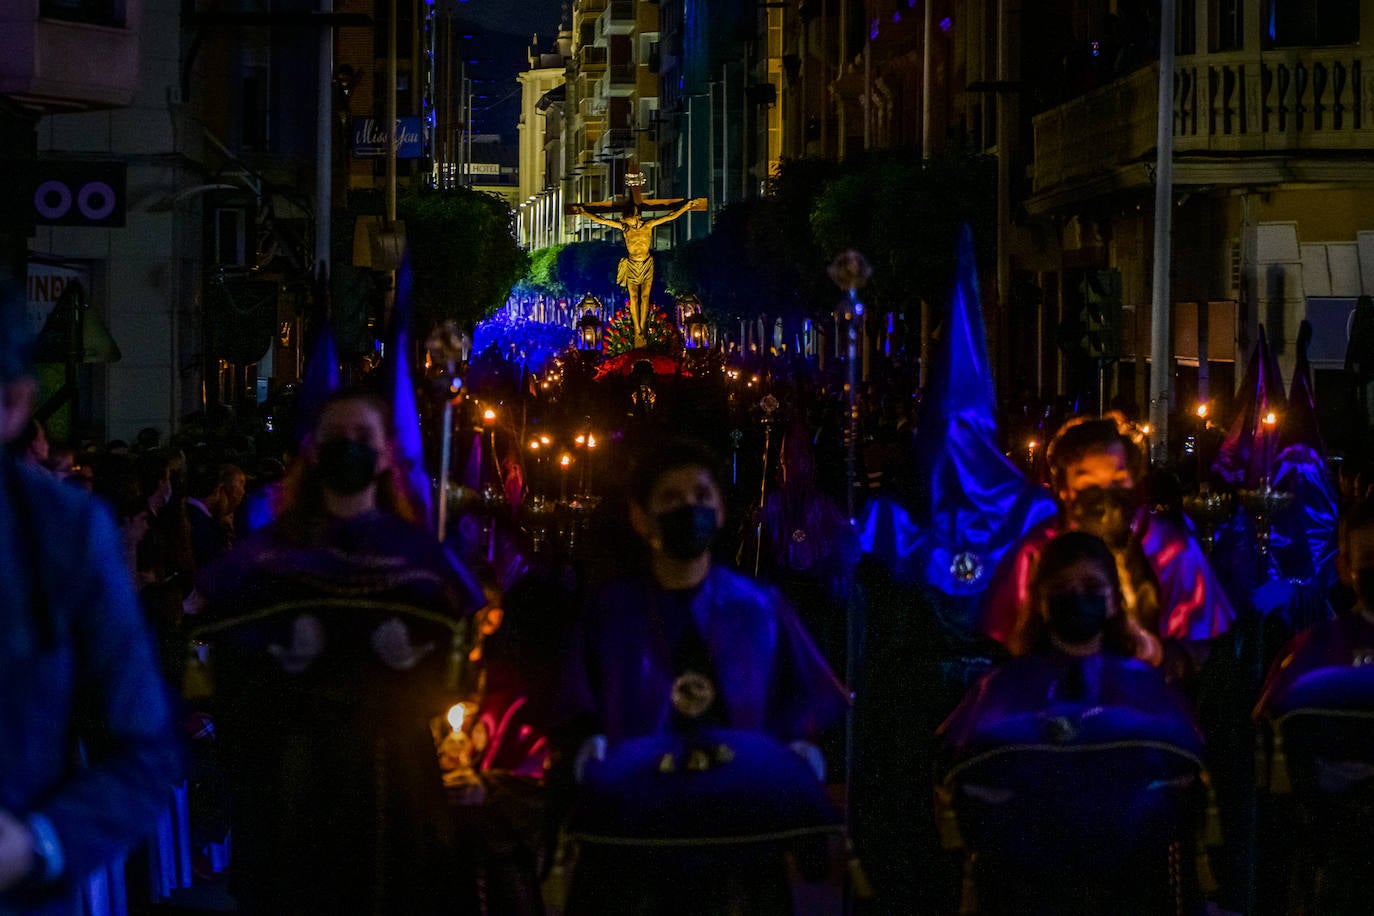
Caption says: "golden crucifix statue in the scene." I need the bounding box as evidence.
[571,170,707,347]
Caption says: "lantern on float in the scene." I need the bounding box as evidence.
[576,294,604,351]
[684,311,710,350]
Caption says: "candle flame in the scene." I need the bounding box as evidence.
[446,704,465,732]
[560,454,571,468]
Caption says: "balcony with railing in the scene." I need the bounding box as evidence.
[596,127,634,158]
[577,44,607,74]
[0,0,142,110]
[599,0,634,38]
[1031,46,1374,206]
[601,63,637,98]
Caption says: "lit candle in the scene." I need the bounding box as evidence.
[559,453,571,504]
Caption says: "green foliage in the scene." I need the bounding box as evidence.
[554,241,623,305]
[397,187,529,332]
[810,149,997,313]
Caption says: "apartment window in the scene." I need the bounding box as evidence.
[1213,0,1243,51]
[40,0,123,27]
[1265,0,1359,47]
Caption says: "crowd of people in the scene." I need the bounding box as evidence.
[5,251,1374,916]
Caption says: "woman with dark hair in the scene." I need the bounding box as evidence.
[937,532,1208,913]
[196,388,485,915]
[943,530,1199,758]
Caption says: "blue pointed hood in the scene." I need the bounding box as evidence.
[296,264,340,448]
[386,254,434,526]
[859,224,1056,596]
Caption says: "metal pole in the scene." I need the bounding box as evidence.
[1148,0,1176,462]
[686,97,694,239]
[863,39,871,150]
[922,0,932,158]
[315,0,332,273]
[721,64,728,207]
[386,0,398,225]
[437,364,455,539]
[708,81,716,218]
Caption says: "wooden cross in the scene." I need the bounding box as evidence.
[566,163,708,217]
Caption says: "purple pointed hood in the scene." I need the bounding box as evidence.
[1213,325,1286,486]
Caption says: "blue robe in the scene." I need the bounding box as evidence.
[0,457,180,913]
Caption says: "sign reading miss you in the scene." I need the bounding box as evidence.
[352,117,423,159]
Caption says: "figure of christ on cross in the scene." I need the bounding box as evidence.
[572,174,706,347]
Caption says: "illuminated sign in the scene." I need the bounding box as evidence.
[352,117,423,159]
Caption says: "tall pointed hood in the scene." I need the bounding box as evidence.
[386,254,434,525]
[1213,325,1286,486]
[1282,319,1323,454]
[858,224,1056,599]
[296,264,340,448]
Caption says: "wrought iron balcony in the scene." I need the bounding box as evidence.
[1031,46,1374,208]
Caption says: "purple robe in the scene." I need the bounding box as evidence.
[940,651,1204,763]
[197,510,483,915]
[559,564,848,746]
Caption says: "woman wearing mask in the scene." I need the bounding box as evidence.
[938,532,1205,913]
[555,436,848,915]
[195,388,485,915]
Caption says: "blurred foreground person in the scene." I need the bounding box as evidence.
[196,389,484,915]
[1254,497,1374,913]
[557,437,848,915]
[0,288,180,913]
[941,532,1211,914]
[981,415,1234,682]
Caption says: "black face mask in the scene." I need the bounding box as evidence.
[656,504,719,560]
[316,439,380,496]
[1357,568,1374,609]
[1046,592,1110,645]
[1069,486,1139,549]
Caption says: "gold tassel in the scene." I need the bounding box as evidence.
[847,853,874,900]
[1201,773,1224,847]
[1269,731,1292,795]
[934,785,965,850]
[958,854,978,916]
[1196,847,1219,895]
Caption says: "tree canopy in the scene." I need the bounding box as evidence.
[398,187,529,332]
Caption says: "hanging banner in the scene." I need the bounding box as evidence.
[351,117,423,159]
[26,262,87,336]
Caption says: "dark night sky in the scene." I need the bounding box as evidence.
[456,0,562,38]
[450,0,565,142]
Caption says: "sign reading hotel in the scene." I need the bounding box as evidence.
[352,117,423,159]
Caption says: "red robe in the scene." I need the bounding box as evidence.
[979,514,1235,647]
